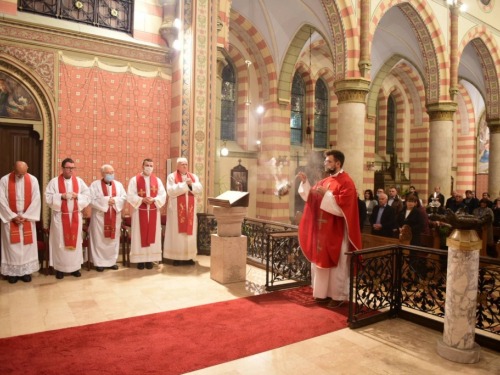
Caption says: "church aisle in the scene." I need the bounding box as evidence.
[1,257,498,374]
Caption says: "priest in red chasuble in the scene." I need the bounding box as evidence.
[163,158,203,266]
[127,159,166,270]
[298,150,361,308]
[46,158,91,279]
[0,161,41,284]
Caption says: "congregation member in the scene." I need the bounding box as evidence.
[297,150,361,309]
[375,188,385,204]
[127,159,166,270]
[473,199,497,258]
[452,193,467,213]
[408,186,423,206]
[388,187,404,216]
[482,192,493,208]
[428,186,445,207]
[370,193,396,238]
[493,198,500,227]
[0,161,41,284]
[357,191,366,232]
[465,190,479,214]
[89,164,127,272]
[46,158,91,279]
[445,190,457,210]
[363,189,378,227]
[397,194,424,246]
[164,158,203,266]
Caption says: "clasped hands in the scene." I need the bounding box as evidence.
[12,216,26,224]
[62,192,78,200]
[142,197,155,205]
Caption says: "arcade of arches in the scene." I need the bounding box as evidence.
[1,0,500,223]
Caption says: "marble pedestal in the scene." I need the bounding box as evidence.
[210,234,247,284]
[210,206,247,284]
[437,229,481,363]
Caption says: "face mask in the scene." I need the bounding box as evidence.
[104,174,114,182]
[144,166,153,174]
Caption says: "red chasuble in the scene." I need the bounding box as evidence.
[136,174,159,247]
[175,171,195,235]
[58,175,80,250]
[8,172,33,245]
[298,172,361,268]
[101,180,117,239]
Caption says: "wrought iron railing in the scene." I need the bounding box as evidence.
[348,245,500,340]
[196,214,309,290]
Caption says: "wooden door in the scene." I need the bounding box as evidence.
[0,124,43,183]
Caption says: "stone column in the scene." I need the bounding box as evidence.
[449,4,459,101]
[426,102,457,198]
[488,119,500,196]
[210,207,247,284]
[333,78,370,190]
[437,229,481,363]
[358,0,372,78]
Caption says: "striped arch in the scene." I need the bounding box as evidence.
[299,40,334,65]
[316,67,337,147]
[377,88,389,156]
[455,83,478,192]
[229,10,277,102]
[278,24,333,107]
[228,44,250,150]
[321,0,357,78]
[458,28,500,120]
[371,0,447,103]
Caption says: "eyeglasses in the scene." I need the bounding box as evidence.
[63,167,77,170]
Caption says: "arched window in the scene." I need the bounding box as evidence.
[314,79,328,148]
[386,94,396,155]
[221,60,236,141]
[290,72,305,145]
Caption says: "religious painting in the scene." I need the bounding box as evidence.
[0,73,41,120]
[230,161,248,192]
[478,117,489,174]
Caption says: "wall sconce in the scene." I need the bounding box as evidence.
[221,140,229,156]
[366,161,375,171]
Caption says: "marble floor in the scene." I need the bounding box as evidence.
[1,255,499,375]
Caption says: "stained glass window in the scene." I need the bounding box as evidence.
[290,72,305,145]
[386,95,396,155]
[19,0,133,34]
[314,79,328,149]
[221,60,236,141]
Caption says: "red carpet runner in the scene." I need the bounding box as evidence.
[0,286,349,375]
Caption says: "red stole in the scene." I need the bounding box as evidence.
[58,175,80,250]
[8,172,33,245]
[175,171,195,235]
[298,172,361,268]
[101,179,117,239]
[136,174,158,247]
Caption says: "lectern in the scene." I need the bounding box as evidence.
[207,191,249,284]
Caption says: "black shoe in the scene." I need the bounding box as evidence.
[173,260,181,267]
[185,259,195,265]
[109,265,119,270]
[56,271,64,279]
[96,267,104,272]
[72,270,81,277]
[137,263,145,270]
[21,275,32,283]
[145,262,153,269]
[8,276,18,284]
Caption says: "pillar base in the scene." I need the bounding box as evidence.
[437,338,480,364]
[210,234,247,284]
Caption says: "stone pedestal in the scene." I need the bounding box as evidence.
[437,229,481,363]
[210,206,247,284]
[210,235,247,284]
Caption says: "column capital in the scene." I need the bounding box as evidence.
[333,78,370,104]
[487,118,500,133]
[426,101,457,122]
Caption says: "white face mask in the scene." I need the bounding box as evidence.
[144,166,153,174]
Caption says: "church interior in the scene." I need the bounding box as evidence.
[1,0,500,373]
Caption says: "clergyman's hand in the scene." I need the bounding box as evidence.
[297,172,307,183]
[316,186,327,196]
